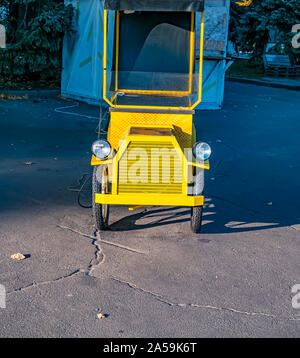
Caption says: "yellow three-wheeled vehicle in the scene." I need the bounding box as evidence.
[91,0,211,233]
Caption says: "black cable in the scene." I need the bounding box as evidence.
[77,174,92,209]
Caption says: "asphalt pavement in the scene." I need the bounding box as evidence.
[0,82,299,337]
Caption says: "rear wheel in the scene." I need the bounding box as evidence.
[190,206,203,233]
[92,165,109,231]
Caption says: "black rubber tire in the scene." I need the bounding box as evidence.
[190,165,204,233]
[190,206,203,233]
[92,165,109,231]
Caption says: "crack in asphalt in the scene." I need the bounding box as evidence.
[6,221,300,323]
[8,219,147,295]
[87,231,106,276]
[7,269,82,295]
[7,230,105,294]
[57,224,148,255]
[7,225,106,295]
[8,218,299,321]
[111,276,300,322]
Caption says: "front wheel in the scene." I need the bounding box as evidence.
[190,206,203,233]
[92,165,109,231]
[190,167,204,233]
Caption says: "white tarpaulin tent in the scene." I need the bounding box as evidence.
[62,0,114,105]
[62,0,230,109]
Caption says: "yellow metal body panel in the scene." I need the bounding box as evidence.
[92,121,209,206]
[108,111,193,152]
[91,155,113,166]
[118,135,184,195]
[91,108,209,206]
[95,193,204,207]
[91,155,114,180]
[189,12,195,94]
[112,126,187,194]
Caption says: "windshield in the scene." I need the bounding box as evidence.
[103,10,204,110]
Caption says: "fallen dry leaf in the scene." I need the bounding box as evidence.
[11,253,26,261]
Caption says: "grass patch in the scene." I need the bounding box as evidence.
[226,59,265,79]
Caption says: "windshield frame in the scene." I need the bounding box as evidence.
[103,9,205,111]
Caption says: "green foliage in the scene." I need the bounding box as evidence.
[229,0,300,61]
[0,0,73,84]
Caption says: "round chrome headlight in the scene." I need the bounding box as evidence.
[92,140,111,160]
[193,142,211,161]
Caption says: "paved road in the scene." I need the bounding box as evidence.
[0,83,299,337]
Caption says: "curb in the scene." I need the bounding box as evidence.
[226,76,300,91]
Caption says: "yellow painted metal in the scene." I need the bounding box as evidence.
[115,11,120,92]
[92,122,209,207]
[112,104,194,111]
[189,12,195,94]
[99,9,208,208]
[189,160,210,170]
[108,111,193,151]
[117,89,190,96]
[118,139,183,195]
[91,154,113,166]
[106,103,193,111]
[103,9,114,108]
[191,11,205,110]
[95,193,204,206]
[102,10,205,111]
[129,205,144,211]
[103,9,107,94]
[108,124,207,193]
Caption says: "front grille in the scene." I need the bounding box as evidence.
[118,141,183,194]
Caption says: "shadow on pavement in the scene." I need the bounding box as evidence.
[108,200,287,235]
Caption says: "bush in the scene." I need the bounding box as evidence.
[229,0,300,62]
[0,0,73,87]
